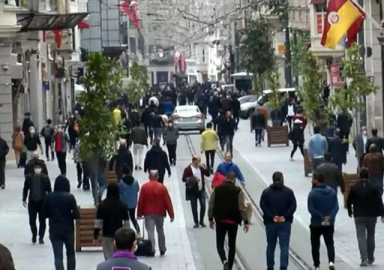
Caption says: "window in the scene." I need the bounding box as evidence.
[202,49,206,63]
[314,3,326,12]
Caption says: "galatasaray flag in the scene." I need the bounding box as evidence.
[321,0,365,49]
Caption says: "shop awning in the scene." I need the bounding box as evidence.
[78,20,90,29]
[18,13,88,32]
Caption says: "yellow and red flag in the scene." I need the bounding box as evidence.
[321,0,365,49]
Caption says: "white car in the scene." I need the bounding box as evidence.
[171,105,205,133]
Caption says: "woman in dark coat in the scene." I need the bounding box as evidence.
[289,119,305,160]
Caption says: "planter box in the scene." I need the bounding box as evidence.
[303,148,312,177]
[343,173,359,208]
[75,207,102,252]
[267,126,289,147]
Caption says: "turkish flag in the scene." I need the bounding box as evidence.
[120,0,141,29]
[53,30,62,49]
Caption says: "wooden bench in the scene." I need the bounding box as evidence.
[104,169,118,186]
[343,173,359,208]
[75,207,102,252]
[303,148,312,177]
[267,126,289,147]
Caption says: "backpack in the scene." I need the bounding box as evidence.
[44,126,52,137]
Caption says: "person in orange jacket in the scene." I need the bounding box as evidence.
[137,170,174,256]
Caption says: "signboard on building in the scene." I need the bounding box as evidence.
[330,64,344,86]
[316,13,326,34]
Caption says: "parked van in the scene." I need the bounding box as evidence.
[239,88,296,119]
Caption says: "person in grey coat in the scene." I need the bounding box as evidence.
[163,120,179,166]
[96,228,151,270]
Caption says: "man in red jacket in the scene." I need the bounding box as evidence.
[137,170,174,256]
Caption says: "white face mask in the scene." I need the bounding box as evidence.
[34,168,42,174]
[363,130,367,135]
[30,129,35,134]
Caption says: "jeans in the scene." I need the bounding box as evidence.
[204,150,215,170]
[310,225,335,267]
[167,144,177,164]
[128,208,140,233]
[312,158,324,174]
[28,200,46,238]
[133,144,144,167]
[254,128,263,145]
[45,140,54,160]
[190,191,206,225]
[370,178,383,196]
[355,217,377,261]
[50,232,76,270]
[0,159,5,186]
[90,168,105,199]
[144,215,166,252]
[216,221,238,270]
[153,128,162,142]
[225,135,234,154]
[265,223,291,269]
[56,151,67,175]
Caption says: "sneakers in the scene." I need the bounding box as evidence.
[360,259,369,266]
[329,262,336,269]
[193,224,199,228]
[39,238,44,244]
[368,258,375,265]
[199,222,206,228]
[160,249,167,256]
[223,261,229,270]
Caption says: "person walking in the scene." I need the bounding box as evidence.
[51,125,70,175]
[137,170,174,256]
[109,139,133,180]
[307,172,339,270]
[144,139,171,184]
[353,126,369,169]
[251,108,266,147]
[289,119,304,160]
[94,183,130,260]
[337,108,352,153]
[208,171,249,270]
[328,129,347,172]
[222,111,237,154]
[96,228,151,270]
[366,128,384,153]
[43,175,80,270]
[216,152,245,185]
[24,151,49,176]
[363,144,384,196]
[308,126,328,173]
[65,114,78,149]
[119,165,141,236]
[22,160,52,244]
[0,134,9,189]
[149,111,164,144]
[315,153,345,194]
[12,125,24,168]
[131,122,148,170]
[22,112,34,136]
[163,120,179,166]
[182,155,210,228]
[40,119,55,161]
[260,171,297,270]
[24,126,43,161]
[201,122,218,172]
[347,167,384,266]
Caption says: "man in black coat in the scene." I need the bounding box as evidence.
[316,153,344,194]
[328,129,347,172]
[109,139,133,180]
[143,139,171,184]
[24,151,49,177]
[337,108,353,152]
[366,128,384,154]
[22,160,52,244]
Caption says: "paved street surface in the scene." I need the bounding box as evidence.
[208,118,382,269]
[0,151,198,270]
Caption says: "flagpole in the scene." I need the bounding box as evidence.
[349,0,383,31]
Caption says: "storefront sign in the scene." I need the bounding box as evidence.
[330,64,344,86]
[317,13,326,34]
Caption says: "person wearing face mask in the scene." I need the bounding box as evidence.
[353,126,369,169]
[163,120,179,166]
[96,228,151,270]
[24,126,43,161]
[22,160,52,244]
[24,151,49,176]
[51,125,70,175]
[260,171,297,270]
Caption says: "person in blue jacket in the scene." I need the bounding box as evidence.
[307,171,339,270]
[119,165,141,236]
[216,151,245,185]
[164,98,174,117]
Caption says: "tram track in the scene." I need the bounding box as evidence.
[184,132,311,270]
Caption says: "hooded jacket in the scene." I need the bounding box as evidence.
[119,175,140,209]
[94,184,129,238]
[307,185,339,226]
[260,183,297,225]
[43,176,80,235]
[143,145,170,176]
[24,158,49,176]
[163,126,179,145]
